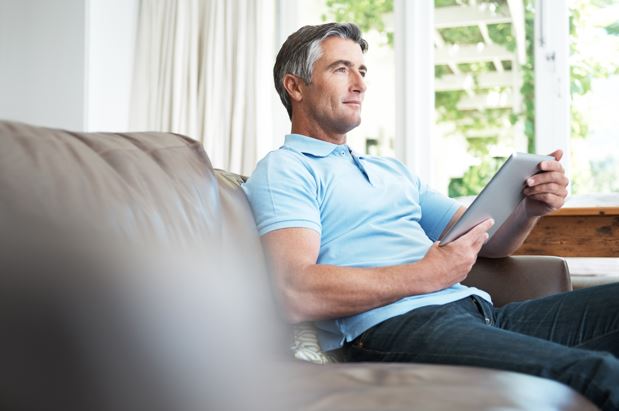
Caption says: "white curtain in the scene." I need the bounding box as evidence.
[130,0,272,175]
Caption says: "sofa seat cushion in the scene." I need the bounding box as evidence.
[283,362,598,411]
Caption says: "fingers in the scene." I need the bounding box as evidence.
[523,182,568,198]
[532,150,565,187]
[526,171,569,188]
[546,149,563,162]
[471,231,488,250]
[472,218,495,234]
[538,159,565,173]
[526,192,566,209]
[525,169,569,209]
[525,153,569,214]
[460,218,494,244]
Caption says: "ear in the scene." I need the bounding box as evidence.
[282,74,304,104]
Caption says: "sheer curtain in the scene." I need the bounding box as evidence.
[130,0,273,175]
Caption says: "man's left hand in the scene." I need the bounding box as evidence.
[522,149,569,218]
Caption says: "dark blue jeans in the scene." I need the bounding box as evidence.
[343,283,619,411]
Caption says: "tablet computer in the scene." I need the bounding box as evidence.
[439,152,553,245]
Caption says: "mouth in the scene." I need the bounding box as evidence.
[343,101,362,107]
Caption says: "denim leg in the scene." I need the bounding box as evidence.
[343,295,619,411]
[494,283,619,356]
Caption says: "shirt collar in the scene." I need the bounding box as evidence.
[283,134,342,157]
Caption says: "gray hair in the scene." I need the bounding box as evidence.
[273,22,368,119]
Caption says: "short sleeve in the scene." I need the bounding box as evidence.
[242,151,321,236]
[417,178,461,242]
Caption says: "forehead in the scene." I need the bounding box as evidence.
[316,37,365,66]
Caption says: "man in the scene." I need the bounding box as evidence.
[243,23,618,410]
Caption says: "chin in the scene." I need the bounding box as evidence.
[331,113,362,135]
[350,117,362,129]
[336,121,361,135]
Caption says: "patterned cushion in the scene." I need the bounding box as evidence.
[291,322,342,364]
[212,170,340,365]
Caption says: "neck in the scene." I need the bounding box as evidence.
[290,115,347,145]
[291,126,346,145]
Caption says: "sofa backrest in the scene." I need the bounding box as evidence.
[0,120,290,411]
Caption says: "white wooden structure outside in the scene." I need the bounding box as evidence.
[395,0,569,187]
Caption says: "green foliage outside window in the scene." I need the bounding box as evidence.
[606,21,619,35]
[447,156,505,198]
[322,0,619,196]
[322,0,394,45]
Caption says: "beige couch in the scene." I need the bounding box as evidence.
[0,120,597,410]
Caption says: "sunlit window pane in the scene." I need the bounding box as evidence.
[433,0,530,196]
[569,0,619,194]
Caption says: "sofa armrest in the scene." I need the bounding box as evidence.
[462,256,572,307]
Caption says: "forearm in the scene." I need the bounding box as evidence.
[264,225,488,323]
[479,201,539,258]
[283,261,438,322]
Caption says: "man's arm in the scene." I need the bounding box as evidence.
[262,219,493,323]
[478,201,539,258]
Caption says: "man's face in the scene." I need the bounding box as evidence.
[300,37,367,137]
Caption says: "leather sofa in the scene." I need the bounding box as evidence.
[0,120,598,410]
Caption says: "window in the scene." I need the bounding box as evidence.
[569,0,619,194]
[432,0,530,196]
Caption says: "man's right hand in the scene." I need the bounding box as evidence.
[420,218,495,291]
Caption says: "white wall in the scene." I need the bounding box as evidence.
[0,0,138,131]
[85,0,138,132]
[0,0,86,130]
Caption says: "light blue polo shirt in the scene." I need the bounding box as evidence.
[242,134,491,351]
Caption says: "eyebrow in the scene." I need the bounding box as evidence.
[326,59,367,73]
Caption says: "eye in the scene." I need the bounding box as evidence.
[335,66,347,73]
[360,70,367,78]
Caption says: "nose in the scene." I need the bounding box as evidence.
[351,70,367,94]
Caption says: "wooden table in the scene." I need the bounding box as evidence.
[514,207,619,257]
